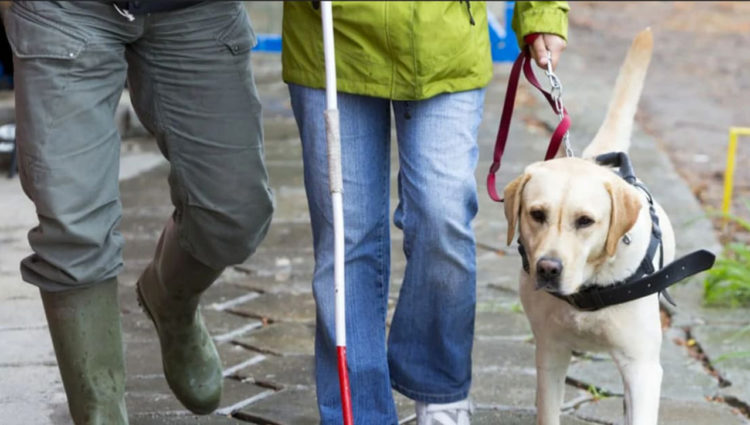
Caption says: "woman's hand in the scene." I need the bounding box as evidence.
[529,34,567,70]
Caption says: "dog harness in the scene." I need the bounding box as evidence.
[517,152,716,312]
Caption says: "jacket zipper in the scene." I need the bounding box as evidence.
[459,0,476,26]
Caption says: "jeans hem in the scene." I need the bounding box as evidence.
[391,380,470,404]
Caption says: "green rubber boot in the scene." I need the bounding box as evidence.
[136,217,223,414]
[40,279,128,425]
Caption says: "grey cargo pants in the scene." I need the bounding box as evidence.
[4,1,273,291]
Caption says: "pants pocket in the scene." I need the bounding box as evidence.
[5,4,89,60]
[215,5,257,55]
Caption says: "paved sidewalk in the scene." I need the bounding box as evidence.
[2,12,750,425]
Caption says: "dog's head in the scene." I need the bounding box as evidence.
[503,157,642,295]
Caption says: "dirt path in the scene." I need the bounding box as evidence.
[569,1,750,241]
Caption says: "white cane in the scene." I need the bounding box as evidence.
[321,2,354,424]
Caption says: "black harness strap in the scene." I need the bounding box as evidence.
[598,152,665,273]
[517,152,716,312]
[551,249,715,311]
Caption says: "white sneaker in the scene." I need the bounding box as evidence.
[415,398,473,425]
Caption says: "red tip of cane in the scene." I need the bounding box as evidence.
[337,346,354,424]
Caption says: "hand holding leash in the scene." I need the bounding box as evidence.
[528,33,573,156]
[528,33,567,70]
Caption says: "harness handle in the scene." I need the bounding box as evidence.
[487,34,572,203]
[595,152,636,184]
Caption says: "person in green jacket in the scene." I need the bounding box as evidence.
[282,2,568,424]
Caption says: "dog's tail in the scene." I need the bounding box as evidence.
[582,28,653,159]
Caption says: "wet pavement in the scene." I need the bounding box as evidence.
[2,3,750,425]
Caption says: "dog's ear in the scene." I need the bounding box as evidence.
[503,173,531,246]
[604,180,642,256]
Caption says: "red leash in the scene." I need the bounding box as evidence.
[486,34,572,202]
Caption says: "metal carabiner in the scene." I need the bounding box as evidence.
[543,51,574,157]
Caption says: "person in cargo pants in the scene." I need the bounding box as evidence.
[3,1,273,423]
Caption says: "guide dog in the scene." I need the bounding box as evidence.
[503,29,675,425]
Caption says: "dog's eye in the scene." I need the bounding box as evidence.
[530,209,546,223]
[576,216,595,229]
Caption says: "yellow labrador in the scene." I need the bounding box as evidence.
[503,29,677,425]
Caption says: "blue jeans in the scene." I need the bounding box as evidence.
[289,84,485,425]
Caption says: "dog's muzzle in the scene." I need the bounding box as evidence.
[535,256,563,291]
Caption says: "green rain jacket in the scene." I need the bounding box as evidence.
[281,1,569,101]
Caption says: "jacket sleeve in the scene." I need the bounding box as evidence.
[511,1,570,50]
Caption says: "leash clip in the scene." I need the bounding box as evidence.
[544,52,563,99]
[486,38,575,203]
[544,51,574,158]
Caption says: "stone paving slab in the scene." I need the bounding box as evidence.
[234,322,316,357]
[230,292,316,325]
[574,396,748,425]
[122,312,162,344]
[472,339,535,372]
[231,278,313,300]
[201,284,259,309]
[0,327,56,367]
[217,343,267,376]
[474,309,532,339]
[126,376,270,417]
[0,297,47,330]
[475,251,524,293]
[472,368,542,409]
[234,354,315,388]
[236,388,319,425]
[0,364,68,424]
[130,413,246,425]
[691,324,750,401]
[659,328,723,401]
[565,329,722,403]
[204,309,262,340]
[251,222,314,257]
[125,340,166,377]
[471,410,596,425]
[126,376,198,414]
[229,253,315,294]
[218,378,277,416]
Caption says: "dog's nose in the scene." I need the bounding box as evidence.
[536,257,563,281]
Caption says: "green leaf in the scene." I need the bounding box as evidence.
[713,351,750,363]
